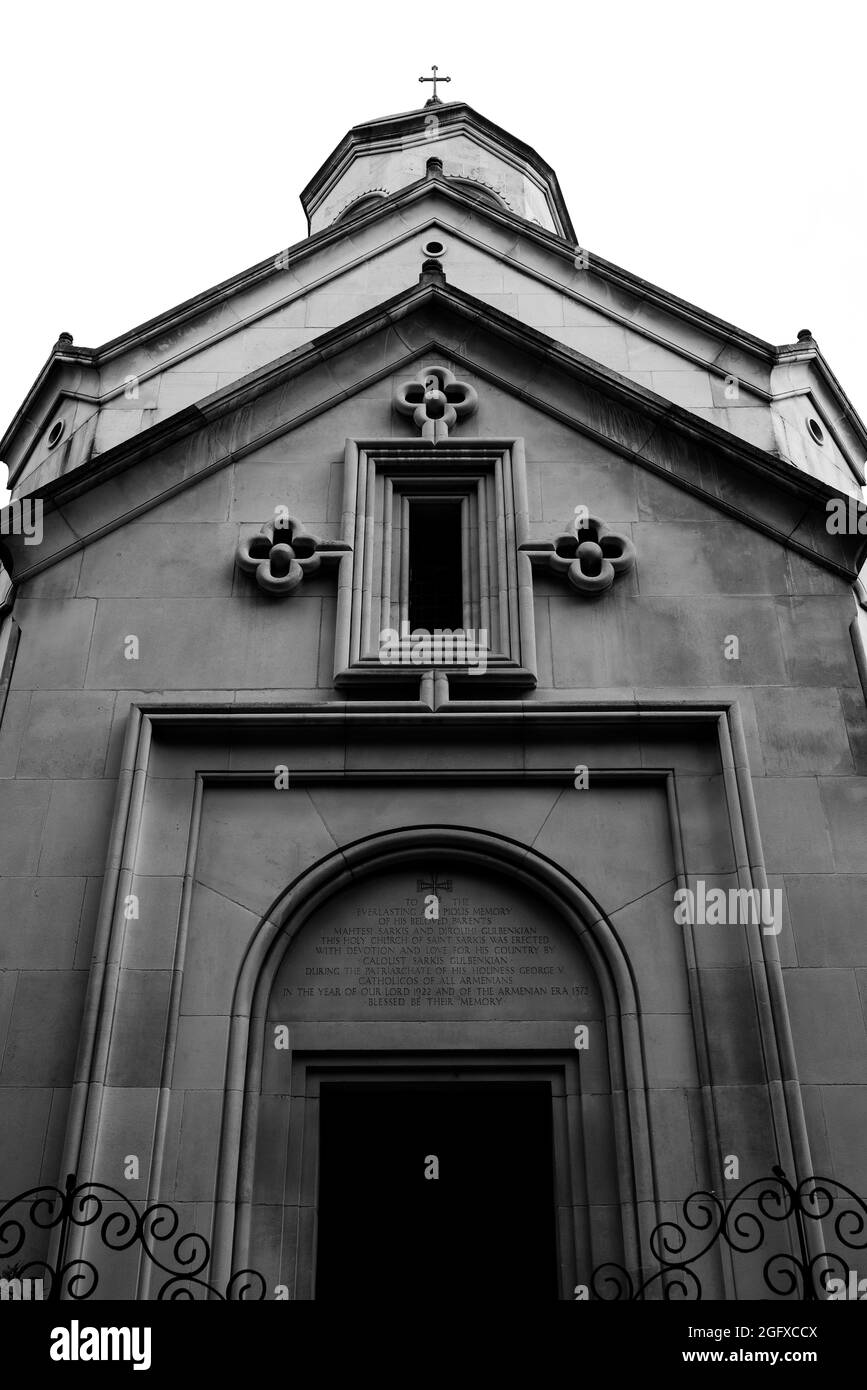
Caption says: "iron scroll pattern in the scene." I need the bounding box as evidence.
[589,1167,867,1300]
[0,1173,267,1301]
[3,1167,866,1299]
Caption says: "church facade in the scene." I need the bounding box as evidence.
[2,94,867,1300]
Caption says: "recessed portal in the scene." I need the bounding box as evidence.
[315,1081,558,1300]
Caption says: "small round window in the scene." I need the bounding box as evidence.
[422,238,446,258]
[47,420,65,449]
[808,418,825,445]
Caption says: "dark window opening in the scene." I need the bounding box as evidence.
[408,501,463,632]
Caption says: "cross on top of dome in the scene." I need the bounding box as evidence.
[418,64,451,106]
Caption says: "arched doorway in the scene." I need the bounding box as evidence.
[214,828,655,1299]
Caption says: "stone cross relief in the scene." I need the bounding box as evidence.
[522,514,636,595]
[235,512,349,595]
[235,374,636,602]
[393,364,478,442]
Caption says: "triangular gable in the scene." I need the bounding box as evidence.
[7,175,865,502]
[3,282,866,586]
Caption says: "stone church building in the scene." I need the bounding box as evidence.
[1,93,867,1300]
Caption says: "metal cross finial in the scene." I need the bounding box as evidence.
[419,65,451,103]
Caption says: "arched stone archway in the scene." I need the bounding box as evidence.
[211,826,658,1299]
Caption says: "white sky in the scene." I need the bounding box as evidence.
[1,0,865,505]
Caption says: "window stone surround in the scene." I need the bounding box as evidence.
[334,437,537,690]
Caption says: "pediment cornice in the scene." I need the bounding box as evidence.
[3,283,865,587]
[7,176,865,482]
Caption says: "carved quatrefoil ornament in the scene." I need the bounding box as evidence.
[236,515,322,595]
[394,364,478,442]
[523,515,636,595]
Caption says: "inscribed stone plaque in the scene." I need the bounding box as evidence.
[272,865,600,1022]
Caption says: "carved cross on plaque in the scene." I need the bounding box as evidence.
[417,872,453,894]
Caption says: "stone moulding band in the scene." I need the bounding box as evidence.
[53,699,817,1300]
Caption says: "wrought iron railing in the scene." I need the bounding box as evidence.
[590,1166,867,1300]
[0,1173,266,1300]
[2,1165,865,1300]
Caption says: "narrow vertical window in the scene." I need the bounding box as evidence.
[408,501,463,631]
